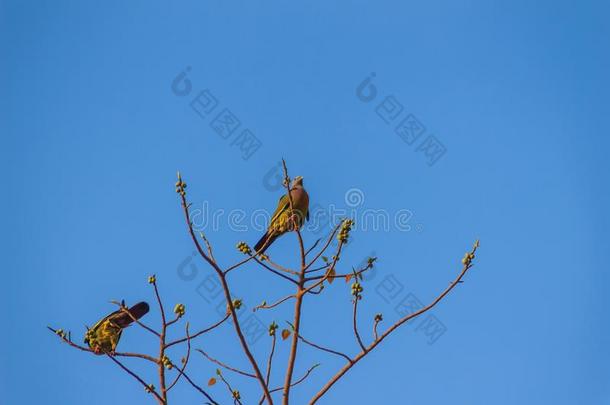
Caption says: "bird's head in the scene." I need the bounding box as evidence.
[293,176,304,186]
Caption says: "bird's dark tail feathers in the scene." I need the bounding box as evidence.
[254,231,278,254]
[115,302,150,328]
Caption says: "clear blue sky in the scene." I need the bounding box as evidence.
[2,1,609,404]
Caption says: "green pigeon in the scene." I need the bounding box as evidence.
[254,176,309,253]
[84,301,149,354]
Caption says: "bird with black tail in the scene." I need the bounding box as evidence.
[254,176,309,254]
[84,301,150,354]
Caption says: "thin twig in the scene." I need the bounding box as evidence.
[303,223,342,272]
[253,256,299,285]
[177,368,219,405]
[47,327,157,363]
[165,325,220,405]
[257,334,277,405]
[165,313,230,349]
[308,241,480,404]
[280,159,308,405]
[152,281,169,404]
[217,372,244,405]
[196,349,256,378]
[254,294,295,311]
[178,179,273,404]
[199,231,216,263]
[352,297,366,352]
[271,364,320,393]
[167,323,191,391]
[106,354,165,404]
[304,238,321,258]
[290,328,352,363]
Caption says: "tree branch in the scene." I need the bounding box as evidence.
[308,240,480,404]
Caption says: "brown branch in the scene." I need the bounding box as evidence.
[281,266,304,399]
[352,297,366,352]
[175,366,219,404]
[308,240,480,404]
[259,255,300,276]
[178,176,273,404]
[167,323,192,391]
[304,238,322,258]
[301,241,345,296]
[106,354,165,404]
[281,159,308,405]
[196,349,256,378]
[47,327,158,363]
[303,263,330,274]
[260,334,277,405]
[272,364,320,393]
[304,262,372,282]
[253,256,299,285]
[254,294,295,311]
[303,223,342,272]
[199,231,216,263]
[289,327,352,363]
[165,324,219,404]
[165,313,230,349]
[152,281,169,404]
[217,372,244,405]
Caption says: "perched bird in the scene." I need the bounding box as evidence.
[254,176,309,254]
[84,301,150,354]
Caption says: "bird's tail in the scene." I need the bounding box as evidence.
[254,231,278,254]
[115,302,150,328]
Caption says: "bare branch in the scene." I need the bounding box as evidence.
[47,327,157,363]
[196,349,256,378]
[289,327,352,363]
[352,297,366,352]
[254,294,295,311]
[167,323,191,391]
[165,313,230,349]
[178,177,273,404]
[308,241,480,404]
[106,354,165,405]
[304,238,321,258]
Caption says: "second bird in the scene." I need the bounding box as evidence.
[254,176,309,254]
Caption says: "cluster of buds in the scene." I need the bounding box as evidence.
[374,313,383,323]
[236,241,252,255]
[55,328,66,339]
[351,281,363,299]
[175,173,187,196]
[231,299,243,311]
[232,390,241,400]
[338,219,354,243]
[148,275,156,284]
[145,384,155,393]
[367,257,377,268]
[161,355,173,370]
[173,303,186,317]
[461,251,475,266]
[268,321,278,337]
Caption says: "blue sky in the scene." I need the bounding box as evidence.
[2,1,609,404]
